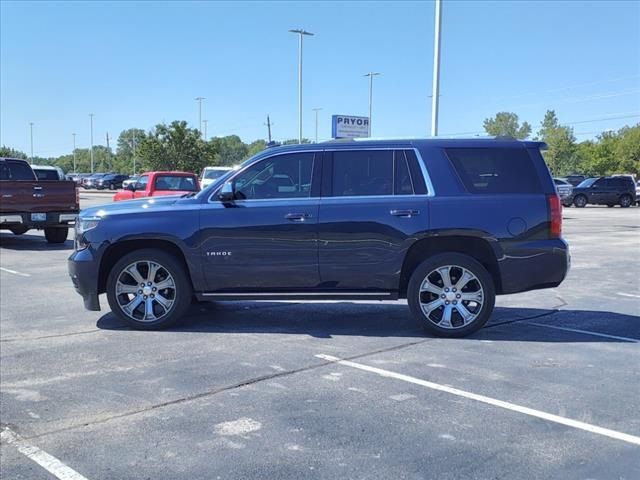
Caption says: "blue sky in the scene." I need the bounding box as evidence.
[1,0,639,157]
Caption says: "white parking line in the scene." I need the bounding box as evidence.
[1,427,90,480]
[616,292,640,299]
[315,354,640,447]
[0,266,30,277]
[526,322,640,343]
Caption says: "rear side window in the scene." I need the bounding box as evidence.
[332,150,393,196]
[446,148,542,194]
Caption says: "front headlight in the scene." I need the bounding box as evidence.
[76,216,101,235]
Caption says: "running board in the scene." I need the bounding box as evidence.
[197,291,397,301]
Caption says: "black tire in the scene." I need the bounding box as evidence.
[10,226,29,235]
[407,253,496,338]
[607,204,615,208]
[44,227,68,244]
[106,248,192,330]
[619,194,632,208]
[573,195,587,208]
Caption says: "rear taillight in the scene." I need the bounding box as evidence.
[547,194,562,238]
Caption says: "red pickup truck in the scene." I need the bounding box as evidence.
[0,157,78,243]
[113,171,200,201]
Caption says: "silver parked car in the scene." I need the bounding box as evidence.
[554,178,573,207]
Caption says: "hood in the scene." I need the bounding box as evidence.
[80,195,191,219]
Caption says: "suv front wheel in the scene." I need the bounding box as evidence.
[408,253,495,338]
[106,248,192,330]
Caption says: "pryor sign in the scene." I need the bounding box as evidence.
[331,115,370,139]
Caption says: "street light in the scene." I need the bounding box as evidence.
[203,119,208,140]
[195,97,205,137]
[364,72,381,137]
[89,113,95,173]
[29,122,34,163]
[312,108,322,143]
[289,29,314,143]
[431,0,442,136]
[130,133,137,175]
[72,133,77,174]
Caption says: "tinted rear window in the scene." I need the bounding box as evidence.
[3,161,35,181]
[34,169,60,180]
[446,148,542,194]
[154,175,197,191]
[332,150,393,196]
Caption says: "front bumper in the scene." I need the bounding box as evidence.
[68,247,101,311]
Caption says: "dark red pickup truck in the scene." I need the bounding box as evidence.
[0,157,79,243]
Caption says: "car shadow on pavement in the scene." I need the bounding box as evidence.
[0,232,73,251]
[96,302,640,343]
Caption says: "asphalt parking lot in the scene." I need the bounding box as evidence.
[1,193,639,479]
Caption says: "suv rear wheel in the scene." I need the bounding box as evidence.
[106,248,192,330]
[619,194,632,208]
[408,253,495,338]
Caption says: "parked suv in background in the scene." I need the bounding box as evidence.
[569,176,636,208]
[553,178,573,206]
[564,174,586,187]
[69,138,569,338]
[96,174,130,190]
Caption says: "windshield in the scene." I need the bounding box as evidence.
[203,169,229,180]
[577,178,597,188]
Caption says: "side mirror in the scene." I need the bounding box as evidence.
[218,181,235,202]
[126,183,136,191]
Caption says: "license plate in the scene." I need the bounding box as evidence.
[31,213,47,222]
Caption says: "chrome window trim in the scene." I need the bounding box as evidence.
[207,146,436,204]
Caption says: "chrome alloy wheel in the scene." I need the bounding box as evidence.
[418,265,484,329]
[115,260,177,322]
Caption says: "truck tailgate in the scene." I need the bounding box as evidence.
[0,180,78,214]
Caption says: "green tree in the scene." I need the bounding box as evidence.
[115,128,147,174]
[537,110,578,175]
[614,124,640,175]
[483,112,531,139]
[247,139,267,158]
[0,146,28,159]
[210,135,249,166]
[137,121,208,173]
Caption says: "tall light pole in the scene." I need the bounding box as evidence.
[364,72,381,137]
[29,122,34,162]
[312,108,322,143]
[195,97,205,137]
[72,133,77,174]
[89,113,95,173]
[289,29,314,143]
[431,0,442,136]
[203,119,208,140]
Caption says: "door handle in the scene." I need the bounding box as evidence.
[1,194,13,198]
[33,186,43,191]
[285,212,312,222]
[390,209,420,217]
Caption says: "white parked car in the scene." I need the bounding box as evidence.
[200,166,232,189]
[121,175,139,189]
[31,165,66,181]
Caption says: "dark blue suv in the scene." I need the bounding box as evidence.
[68,138,569,337]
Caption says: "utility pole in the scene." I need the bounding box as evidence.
[265,115,273,143]
[203,120,208,140]
[364,73,381,137]
[289,29,314,143]
[72,133,77,174]
[431,0,442,136]
[312,108,322,143]
[130,134,137,175]
[195,97,205,137]
[29,122,34,163]
[89,113,95,173]
[106,132,111,171]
